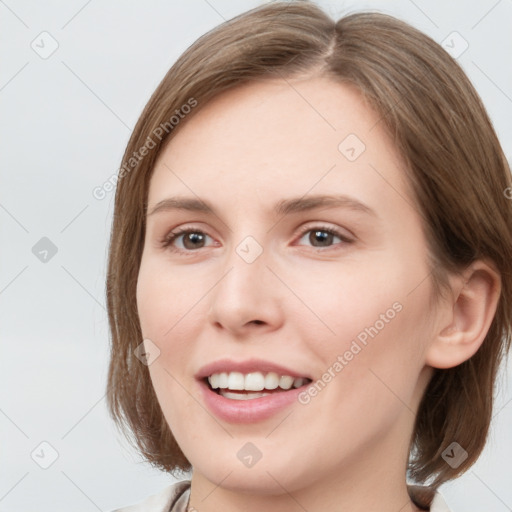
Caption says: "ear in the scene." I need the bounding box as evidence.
[425,260,501,369]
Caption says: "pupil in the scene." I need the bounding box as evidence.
[184,233,204,249]
[312,230,331,246]
[182,231,333,249]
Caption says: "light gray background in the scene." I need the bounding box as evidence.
[1,1,511,511]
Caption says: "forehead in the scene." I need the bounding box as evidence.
[148,76,410,212]
[160,76,391,160]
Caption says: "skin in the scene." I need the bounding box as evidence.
[136,75,500,512]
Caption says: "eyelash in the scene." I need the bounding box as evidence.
[159,224,353,254]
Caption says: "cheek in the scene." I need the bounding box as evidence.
[136,254,205,340]
[136,256,208,397]
[136,256,162,336]
[290,256,416,339]
[312,272,433,420]
[136,261,200,433]
[296,290,432,468]
[298,249,432,390]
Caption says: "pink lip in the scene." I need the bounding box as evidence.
[195,358,311,380]
[197,379,308,424]
[195,358,313,424]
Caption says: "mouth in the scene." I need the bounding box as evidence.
[203,371,313,401]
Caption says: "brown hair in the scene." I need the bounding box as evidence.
[105,1,512,508]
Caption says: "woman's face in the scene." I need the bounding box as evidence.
[137,76,439,496]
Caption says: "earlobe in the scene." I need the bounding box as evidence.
[425,260,501,370]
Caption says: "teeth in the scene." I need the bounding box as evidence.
[220,390,271,400]
[279,375,294,390]
[264,372,279,389]
[207,371,309,391]
[293,378,304,388]
[245,372,265,391]
[228,372,245,390]
[218,372,228,388]
[209,373,220,389]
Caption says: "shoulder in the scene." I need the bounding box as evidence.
[109,479,191,512]
[431,490,452,512]
[109,480,451,512]
[408,485,453,512]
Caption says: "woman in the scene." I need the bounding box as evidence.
[106,2,512,511]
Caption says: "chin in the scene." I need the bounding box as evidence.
[210,471,300,496]
[192,454,311,496]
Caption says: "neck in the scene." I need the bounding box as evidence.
[189,475,423,512]
[188,412,424,512]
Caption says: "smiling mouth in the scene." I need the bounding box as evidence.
[204,371,313,401]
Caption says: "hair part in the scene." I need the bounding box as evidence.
[106,1,512,507]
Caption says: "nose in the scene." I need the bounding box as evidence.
[207,240,284,337]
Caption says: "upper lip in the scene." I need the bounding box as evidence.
[196,358,312,381]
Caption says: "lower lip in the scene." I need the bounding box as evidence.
[198,379,305,423]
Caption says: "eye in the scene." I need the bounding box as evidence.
[295,225,353,249]
[160,224,353,254]
[160,228,215,252]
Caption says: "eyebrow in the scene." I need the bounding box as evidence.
[147,194,377,218]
